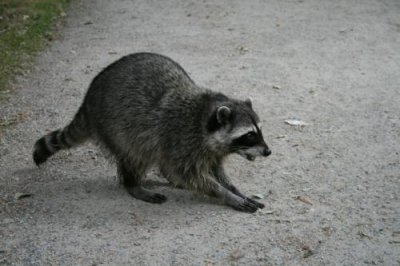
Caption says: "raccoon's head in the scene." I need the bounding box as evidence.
[206,95,271,161]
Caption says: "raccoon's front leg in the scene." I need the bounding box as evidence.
[118,161,167,204]
[212,165,265,209]
[203,177,260,213]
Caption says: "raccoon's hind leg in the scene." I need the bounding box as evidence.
[118,161,167,204]
[33,108,88,166]
[212,165,265,209]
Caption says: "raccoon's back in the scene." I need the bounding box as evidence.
[85,53,195,111]
[82,53,194,127]
[80,53,199,156]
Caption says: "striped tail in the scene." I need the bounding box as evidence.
[33,109,89,166]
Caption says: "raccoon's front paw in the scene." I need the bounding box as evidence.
[143,193,167,204]
[246,197,265,209]
[232,198,260,213]
[127,187,167,204]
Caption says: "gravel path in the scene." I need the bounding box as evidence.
[1,0,399,265]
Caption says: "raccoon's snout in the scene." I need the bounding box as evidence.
[263,147,272,157]
[238,145,270,161]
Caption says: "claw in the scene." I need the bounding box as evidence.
[147,193,167,203]
[127,187,167,204]
[246,197,265,209]
[233,198,259,213]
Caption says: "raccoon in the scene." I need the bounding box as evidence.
[33,53,271,213]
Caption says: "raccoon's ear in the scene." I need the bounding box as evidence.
[244,97,252,108]
[216,106,231,124]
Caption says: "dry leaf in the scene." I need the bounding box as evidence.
[285,119,308,126]
[15,192,32,200]
[358,231,372,239]
[251,194,264,199]
[296,195,313,205]
[259,209,275,215]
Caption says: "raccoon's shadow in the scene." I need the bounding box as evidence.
[142,179,223,208]
[13,167,222,215]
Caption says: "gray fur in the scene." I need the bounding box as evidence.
[33,53,271,212]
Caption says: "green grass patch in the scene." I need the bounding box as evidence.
[0,0,69,95]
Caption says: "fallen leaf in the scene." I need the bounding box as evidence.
[296,195,313,205]
[251,194,264,199]
[285,119,308,126]
[358,231,372,239]
[14,192,32,200]
[259,209,275,215]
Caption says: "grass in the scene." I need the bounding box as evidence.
[0,0,69,95]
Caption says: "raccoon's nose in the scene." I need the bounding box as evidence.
[263,148,271,157]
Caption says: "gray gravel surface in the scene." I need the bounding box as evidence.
[1,0,400,265]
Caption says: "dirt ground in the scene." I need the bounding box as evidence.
[1,0,399,265]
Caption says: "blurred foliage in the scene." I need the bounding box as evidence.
[0,0,69,94]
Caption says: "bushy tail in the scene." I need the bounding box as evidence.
[33,108,89,166]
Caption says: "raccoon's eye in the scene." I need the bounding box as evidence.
[246,132,257,140]
[232,131,258,148]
